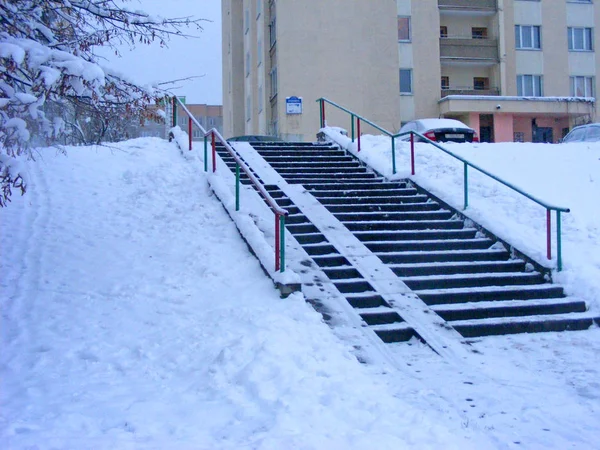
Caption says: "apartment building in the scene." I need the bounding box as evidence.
[222,0,598,143]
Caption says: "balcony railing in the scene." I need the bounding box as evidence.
[438,0,497,11]
[441,87,500,98]
[440,37,499,61]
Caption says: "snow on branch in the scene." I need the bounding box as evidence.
[0,0,204,206]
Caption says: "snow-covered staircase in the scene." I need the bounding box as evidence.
[215,141,599,343]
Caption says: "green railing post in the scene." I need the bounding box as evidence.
[172,96,177,128]
[463,162,469,209]
[235,163,240,211]
[391,137,397,174]
[203,136,208,172]
[557,210,563,271]
[280,214,286,272]
[351,114,355,142]
[318,99,324,128]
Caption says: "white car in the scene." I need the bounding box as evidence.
[399,118,478,143]
[561,123,600,143]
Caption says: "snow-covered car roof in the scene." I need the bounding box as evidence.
[414,118,473,131]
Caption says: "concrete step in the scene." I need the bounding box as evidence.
[414,284,565,305]
[345,293,390,308]
[333,279,375,294]
[390,259,526,277]
[451,313,599,338]
[378,249,510,264]
[293,233,327,245]
[345,219,465,232]
[365,238,494,253]
[274,167,371,175]
[311,188,419,198]
[334,210,454,222]
[318,195,429,205]
[326,203,442,213]
[402,271,545,291]
[432,297,588,321]
[354,228,477,242]
[267,161,361,168]
[305,182,407,191]
[371,323,417,343]
[360,308,405,326]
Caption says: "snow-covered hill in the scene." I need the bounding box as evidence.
[1,136,599,449]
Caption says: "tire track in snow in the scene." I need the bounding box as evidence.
[1,157,50,364]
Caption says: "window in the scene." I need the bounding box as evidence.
[269,17,276,47]
[570,76,595,97]
[517,75,543,96]
[441,76,449,90]
[472,27,488,39]
[474,77,490,90]
[257,39,263,66]
[398,17,411,41]
[400,69,412,94]
[270,67,278,98]
[440,26,448,38]
[568,27,593,51]
[515,25,541,49]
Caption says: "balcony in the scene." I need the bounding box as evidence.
[438,0,497,15]
[440,37,498,65]
[441,87,500,98]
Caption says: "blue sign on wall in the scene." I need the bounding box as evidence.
[286,96,302,115]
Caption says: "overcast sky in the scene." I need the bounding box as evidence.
[102,0,223,105]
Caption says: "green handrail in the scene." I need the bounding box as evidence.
[316,97,570,271]
[172,96,288,272]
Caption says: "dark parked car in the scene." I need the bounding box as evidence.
[227,135,284,143]
[399,118,478,143]
[562,123,600,143]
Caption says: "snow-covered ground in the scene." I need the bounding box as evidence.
[1,135,599,449]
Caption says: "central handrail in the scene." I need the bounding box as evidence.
[172,96,288,272]
[316,97,570,271]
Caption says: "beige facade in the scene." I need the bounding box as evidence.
[223,0,598,143]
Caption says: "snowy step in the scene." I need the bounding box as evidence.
[317,195,429,205]
[359,308,405,326]
[365,237,493,253]
[321,266,362,280]
[354,228,477,242]
[414,284,565,305]
[432,297,588,321]
[402,271,545,291]
[450,312,600,338]
[344,293,390,308]
[334,210,454,222]
[378,248,510,264]
[293,233,327,245]
[333,278,375,294]
[286,223,321,234]
[390,259,526,277]
[344,219,465,232]
[370,323,416,343]
[305,182,406,191]
[310,254,352,268]
[326,202,442,213]
[276,167,370,175]
[310,188,419,198]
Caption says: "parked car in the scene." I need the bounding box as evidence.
[399,118,478,143]
[561,123,600,143]
[227,135,284,143]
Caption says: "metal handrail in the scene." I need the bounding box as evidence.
[316,97,570,270]
[172,96,288,272]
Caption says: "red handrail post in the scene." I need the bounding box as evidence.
[546,209,552,260]
[410,133,415,176]
[357,118,361,152]
[188,117,192,151]
[275,213,281,272]
[211,132,216,173]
